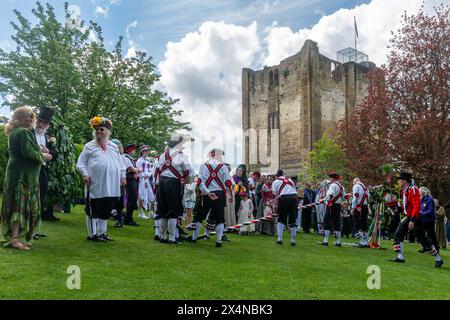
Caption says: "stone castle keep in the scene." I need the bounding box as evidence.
[242,40,376,177]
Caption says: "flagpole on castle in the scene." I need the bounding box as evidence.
[354,16,358,61]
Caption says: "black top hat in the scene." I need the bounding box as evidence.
[398,171,412,182]
[38,107,54,123]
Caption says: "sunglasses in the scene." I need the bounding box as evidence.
[95,127,106,132]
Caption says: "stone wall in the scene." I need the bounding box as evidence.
[242,40,375,177]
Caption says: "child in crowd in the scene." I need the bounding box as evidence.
[237,192,255,235]
[341,199,352,238]
[183,176,197,227]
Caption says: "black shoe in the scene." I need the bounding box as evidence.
[435,260,444,268]
[153,235,161,241]
[358,243,366,248]
[187,236,197,243]
[100,234,113,241]
[87,236,94,241]
[318,242,328,246]
[168,240,181,245]
[276,240,283,245]
[124,221,140,227]
[114,222,123,228]
[35,232,47,238]
[159,238,169,244]
[290,242,296,246]
[93,235,107,242]
[33,234,40,240]
[334,243,342,247]
[388,257,405,263]
[215,242,222,248]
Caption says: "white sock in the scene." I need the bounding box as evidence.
[168,218,177,241]
[363,232,368,245]
[160,218,168,240]
[193,222,202,240]
[175,228,179,239]
[277,223,285,241]
[435,253,442,262]
[216,223,224,243]
[86,216,93,237]
[98,219,108,235]
[397,242,405,260]
[324,230,330,243]
[91,218,99,236]
[154,219,161,237]
[290,226,297,243]
[335,231,341,244]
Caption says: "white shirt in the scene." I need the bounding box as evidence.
[123,154,134,169]
[183,182,197,202]
[136,157,153,181]
[352,182,368,209]
[34,130,46,148]
[198,159,232,194]
[324,181,345,204]
[157,147,194,180]
[272,176,297,196]
[76,140,126,199]
[248,177,256,196]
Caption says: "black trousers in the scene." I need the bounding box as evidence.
[394,216,434,250]
[354,205,369,232]
[39,165,53,219]
[301,207,312,231]
[87,197,118,219]
[159,176,183,219]
[422,220,439,250]
[278,195,298,227]
[125,179,138,223]
[323,203,342,232]
[194,191,226,225]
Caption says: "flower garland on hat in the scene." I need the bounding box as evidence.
[89,116,112,129]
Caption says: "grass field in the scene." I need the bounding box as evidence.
[0,205,449,300]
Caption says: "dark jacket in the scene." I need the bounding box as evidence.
[420,194,435,223]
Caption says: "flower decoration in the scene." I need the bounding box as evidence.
[89,116,112,129]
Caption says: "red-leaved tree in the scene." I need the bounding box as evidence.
[340,4,450,205]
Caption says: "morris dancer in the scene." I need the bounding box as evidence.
[76,116,126,242]
[191,148,233,247]
[319,172,345,247]
[272,169,298,246]
[111,139,125,228]
[389,172,443,268]
[152,155,162,240]
[136,145,155,219]
[156,134,194,244]
[351,177,369,248]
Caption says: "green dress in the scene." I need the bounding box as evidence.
[1,127,43,242]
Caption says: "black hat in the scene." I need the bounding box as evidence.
[124,144,137,153]
[398,171,412,182]
[328,172,340,179]
[38,107,54,123]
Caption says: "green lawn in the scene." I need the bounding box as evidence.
[0,205,449,300]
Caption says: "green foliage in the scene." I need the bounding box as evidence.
[0,126,8,191]
[0,2,189,202]
[46,124,80,206]
[303,133,350,184]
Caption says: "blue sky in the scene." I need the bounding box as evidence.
[0,0,370,65]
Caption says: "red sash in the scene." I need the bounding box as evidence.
[205,162,226,193]
[277,177,295,195]
[328,182,343,207]
[355,183,368,209]
[160,148,186,184]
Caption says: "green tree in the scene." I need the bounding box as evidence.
[0,2,189,205]
[302,133,350,184]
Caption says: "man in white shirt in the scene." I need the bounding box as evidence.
[272,169,299,246]
[351,177,369,248]
[76,116,126,242]
[122,144,140,227]
[319,172,346,247]
[156,134,195,244]
[191,148,233,247]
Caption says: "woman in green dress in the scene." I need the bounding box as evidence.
[1,106,50,250]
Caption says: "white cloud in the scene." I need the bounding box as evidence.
[261,0,442,67]
[95,6,109,17]
[107,0,121,4]
[125,21,140,58]
[158,21,260,166]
